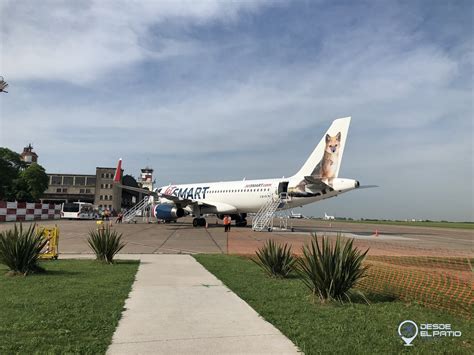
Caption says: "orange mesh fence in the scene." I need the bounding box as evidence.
[227,228,473,318]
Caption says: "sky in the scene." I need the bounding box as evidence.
[0,0,472,221]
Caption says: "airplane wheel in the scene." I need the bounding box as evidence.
[193,218,199,227]
[267,227,272,232]
[236,220,247,227]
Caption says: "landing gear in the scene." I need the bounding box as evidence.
[193,217,207,227]
[236,219,248,227]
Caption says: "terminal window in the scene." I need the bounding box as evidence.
[75,177,86,185]
[63,176,73,185]
[87,177,96,186]
[51,176,62,185]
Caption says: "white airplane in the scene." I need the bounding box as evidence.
[115,117,372,227]
[324,212,335,220]
[290,211,305,219]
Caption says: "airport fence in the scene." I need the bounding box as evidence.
[227,228,473,318]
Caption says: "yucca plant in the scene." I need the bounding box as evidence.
[253,239,296,278]
[0,224,47,275]
[296,233,369,303]
[87,227,126,264]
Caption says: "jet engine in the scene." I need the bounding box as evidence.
[154,204,185,220]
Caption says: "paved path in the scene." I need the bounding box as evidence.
[107,254,299,354]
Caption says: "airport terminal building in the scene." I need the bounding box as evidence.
[20,144,151,211]
[42,167,122,211]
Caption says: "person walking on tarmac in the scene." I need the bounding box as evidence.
[224,215,231,232]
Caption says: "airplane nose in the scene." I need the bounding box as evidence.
[355,180,360,188]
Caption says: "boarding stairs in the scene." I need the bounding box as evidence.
[123,196,151,223]
[252,193,289,232]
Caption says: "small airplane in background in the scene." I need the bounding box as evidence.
[323,212,335,220]
[115,117,375,227]
[290,211,305,219]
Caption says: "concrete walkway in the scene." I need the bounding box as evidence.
[107,255,299,354]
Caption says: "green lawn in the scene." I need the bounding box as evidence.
[0,259,139,354]
[195,254,472,354]
[339,220,473,230]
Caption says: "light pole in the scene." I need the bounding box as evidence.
[0,76,8,93]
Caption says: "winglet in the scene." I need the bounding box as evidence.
[113,158,122,183]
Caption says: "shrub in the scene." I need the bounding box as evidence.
[296,233,369,302]
[0,224,47,275]
[87,227,126,264]
[253,239,296,278]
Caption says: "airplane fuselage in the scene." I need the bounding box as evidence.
[157,176,358,215]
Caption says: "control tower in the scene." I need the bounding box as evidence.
[138,167,154,191]
[20,144,38,165]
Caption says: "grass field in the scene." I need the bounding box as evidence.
[0,259,139,354]
[195,254,472,354]
[339,220,473,229]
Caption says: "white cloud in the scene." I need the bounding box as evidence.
[1,0,267,83]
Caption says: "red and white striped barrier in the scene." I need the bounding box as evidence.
[0,201,61,222]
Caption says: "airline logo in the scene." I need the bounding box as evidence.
[164,186,210,200]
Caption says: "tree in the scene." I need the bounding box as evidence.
[20,163,49,201]
[0,148,48,202]
[0,76,8,93]
[0,148,25,199]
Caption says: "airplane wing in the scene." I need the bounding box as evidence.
[158,192,224,209]
[112,159,158,196]
[158,192,194,206]
[112,158,235,213]
[117,183,158,196]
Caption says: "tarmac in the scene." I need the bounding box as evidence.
[0,217,470,255]
[105,254,299,354]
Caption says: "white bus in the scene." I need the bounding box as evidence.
[61,202,97,220]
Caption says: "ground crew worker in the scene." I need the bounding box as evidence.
[224,215,231,232]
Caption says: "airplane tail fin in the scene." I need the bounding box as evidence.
[292,117,351,181]
[113,158,123,183]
